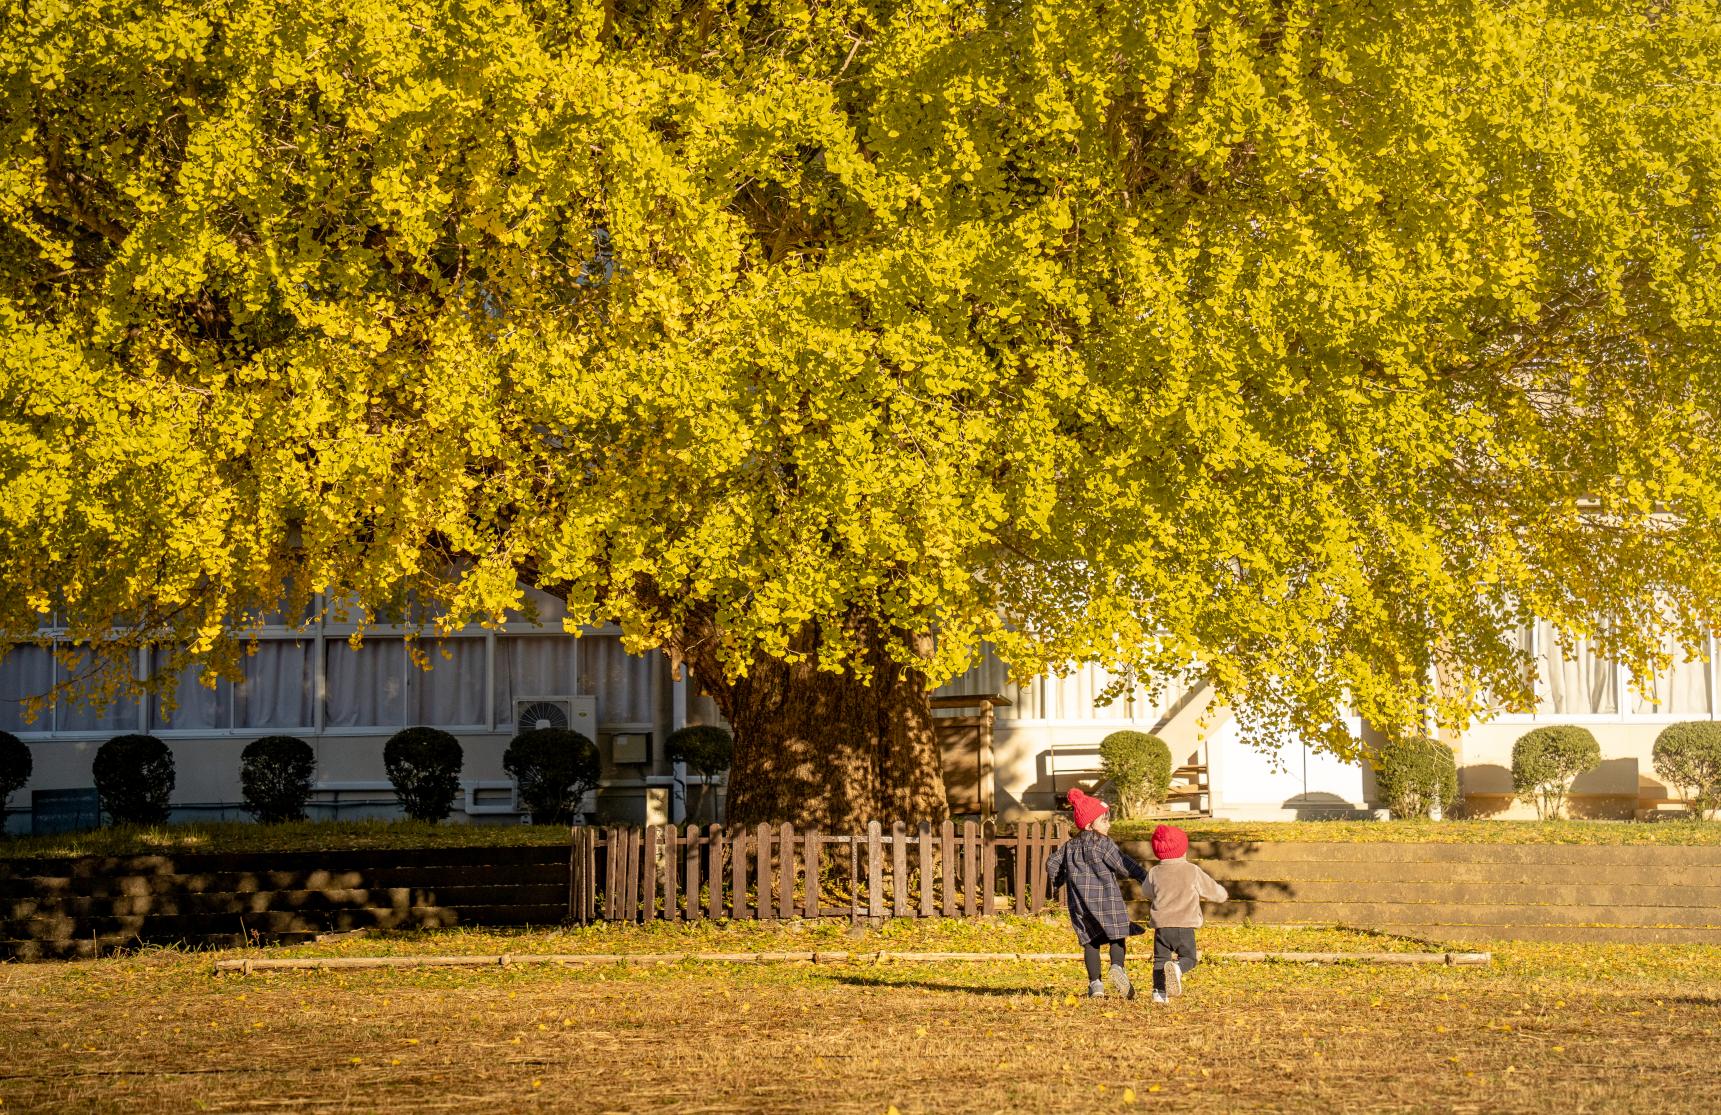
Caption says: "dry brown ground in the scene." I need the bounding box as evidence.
[1,927,1717,1113]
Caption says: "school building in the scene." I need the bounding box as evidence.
[0,592,1704,832]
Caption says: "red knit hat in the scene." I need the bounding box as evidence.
[1151,824,1189,860]
[1068,788,1109,830]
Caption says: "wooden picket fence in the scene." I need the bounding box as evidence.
[568,820,1070,924]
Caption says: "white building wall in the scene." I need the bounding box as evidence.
[0,587,678,833]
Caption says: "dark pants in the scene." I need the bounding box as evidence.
[1153,927,1198,994]
[1082,939,1127,982]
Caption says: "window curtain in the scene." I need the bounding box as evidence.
[150,651,231,731]
[407,638,488,727]
[53,648,139,733]
[236,640,315,730]
[579,636,655,724]
[324,638,405,728]
[494,636,578,729]
[1631,636,1712,715]
[0,645,55,732]
[1535,621,1617,714]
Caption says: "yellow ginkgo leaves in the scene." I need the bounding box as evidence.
[4,0,1721,824]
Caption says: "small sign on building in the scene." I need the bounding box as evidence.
[32,788,102,835]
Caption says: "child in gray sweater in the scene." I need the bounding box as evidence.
[1142,824,1229,1003]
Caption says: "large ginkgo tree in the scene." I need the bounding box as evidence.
[3,0,1719,828]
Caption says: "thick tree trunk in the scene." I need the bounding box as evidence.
[687,628,948,829]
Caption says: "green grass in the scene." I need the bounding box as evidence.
[1,815,1715,861]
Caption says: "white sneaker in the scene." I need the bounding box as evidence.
[1152,992,1169,1004]
[1088,979,1106,998]
[1164,962,1183,998]
[1109,964,1136,1001]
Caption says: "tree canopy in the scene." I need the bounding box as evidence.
[3,0,1720,763]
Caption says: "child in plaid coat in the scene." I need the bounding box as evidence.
[1044,788,1148,998]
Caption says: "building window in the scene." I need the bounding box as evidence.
[0,645,57,733]
[494,636,578,728]
[1533,621,1618,716]
[1628,634,1712,716]
[236,640,317,729]
[2,592,672,738]
[579,635,656,725]
[149,651,233,731]
[324,638,407,729]
[0,645,140,734]
[406,638,488,728]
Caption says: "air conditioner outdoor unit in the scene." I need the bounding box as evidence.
[513,696,597,738]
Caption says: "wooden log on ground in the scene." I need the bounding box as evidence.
[213,949,1491,974]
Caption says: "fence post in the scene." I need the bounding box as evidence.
[584,826,598,924]
[1013,823,1027,915]
[917,821,934,918]
[574,825,588,922]
[848,835,860,923]
[755,823,773,920]
[803,829,821,918]
[1046,819,1060,908]
[626,828,643,923]
[643,826,661,922]
[683,824,700,922]
[940,821,957,918]
[612,825,626,922]
[982,820,998,917]
[890,821,908,918]
[663,824,679,922]
[778,822,796,919]
[962,820,979,918]
[1029,822,1045,915]
[708,825,726,921]
[731,827,748,920]
[866,821,884,920]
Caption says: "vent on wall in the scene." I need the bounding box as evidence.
[513,697,596,738]
[611,733,650,765]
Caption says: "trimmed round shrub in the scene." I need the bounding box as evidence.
[0,729,31,808]
[1370,735,1459,819]
[383,727,464,823]
[1512,725,1601,820]
[1653,721,1721,821]
[92,734,176,826]
[665,725,733,776]
[1098,730,1174,819]
[240,735,317,824]
[666,725,735,823]
[503,728,601,825]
